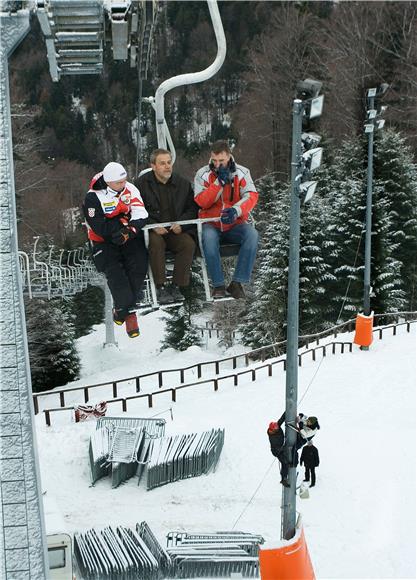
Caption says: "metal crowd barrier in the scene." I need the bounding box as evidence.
[166,531,264,578]
[73,523,263,579]
[89,417,166,487]
[137,522,172,579]
[146,428,225,491]
[74,525,160,580]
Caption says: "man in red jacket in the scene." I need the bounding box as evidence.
[194,141,259,299]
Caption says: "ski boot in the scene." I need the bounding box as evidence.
[125,312,140,338]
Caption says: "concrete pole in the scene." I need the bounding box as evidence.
[103,283,117,348]
[0,10,50,579]
[282,99,304,541]
[363,95,375,317]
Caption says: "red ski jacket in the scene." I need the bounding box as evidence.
[194,161,258,231]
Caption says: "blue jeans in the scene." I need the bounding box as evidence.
[202,223,259,287]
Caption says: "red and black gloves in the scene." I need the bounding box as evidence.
[111,225,137,245]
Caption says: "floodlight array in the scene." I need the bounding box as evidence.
[296,79,324,204]
[364,84,388,134]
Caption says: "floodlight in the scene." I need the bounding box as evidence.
[302,147,323,172]
[376,119,385,130]
[367,88,377,98]
[364,123,374,133]
[309,95,324,119]
[296,78,323,99]
[367,109,377,119]
[299,181,317,204]
[302,132,322,150]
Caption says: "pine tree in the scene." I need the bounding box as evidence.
[373,129,417,311]
[239,179,290,350]
[161,271,203,351]
[321,139,368,320]
[25,297,80,391]
[71,285,105,338]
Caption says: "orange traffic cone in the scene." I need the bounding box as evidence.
[353,312,374,348]
[259,518,315,579]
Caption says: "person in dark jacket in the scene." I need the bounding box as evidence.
[267,417,292,487]
[83,162,148,337]
[136,149,199,304]
[300,441,320,487]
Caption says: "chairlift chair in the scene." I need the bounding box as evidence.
[141,217,241,310]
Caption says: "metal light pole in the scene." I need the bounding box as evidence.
[363,93,375,317]
[282,99,304,541]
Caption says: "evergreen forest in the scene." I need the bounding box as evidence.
[8,1,417,387]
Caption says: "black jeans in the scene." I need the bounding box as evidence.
[92,237,148,312]
[304,467,316,485]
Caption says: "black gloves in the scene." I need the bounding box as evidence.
[217,164,231,186]
[111,226,137,246]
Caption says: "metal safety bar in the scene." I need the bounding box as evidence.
[143,217,238,306]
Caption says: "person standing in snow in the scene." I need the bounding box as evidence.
[194,140,259,300]
[300,441,320,487]
[83,162,148,338]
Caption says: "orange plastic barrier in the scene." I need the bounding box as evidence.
[353,312,374,347]
[259,527,315,580]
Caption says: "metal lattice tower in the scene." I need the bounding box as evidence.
[0,7,50,579]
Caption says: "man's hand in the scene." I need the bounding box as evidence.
[154,227,169,235]
[220,207,238,225]
[217,165,231,186]
[112,226,137,245]
[170,223,182,234]
[119,191,131,205]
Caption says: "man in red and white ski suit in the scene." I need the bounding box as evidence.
[83,162,148,337]
[194,140,259,299]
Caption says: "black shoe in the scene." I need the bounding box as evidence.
[226,281,246,299]
[157,286,175,305]
[169,285,184,302]
[113,308,125,326]
[280,478,290,488]
[212,285,226,299]
[310,483,315,487]
[303,479,309,482]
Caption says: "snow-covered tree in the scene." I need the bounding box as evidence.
[239,179,290,349]
[373,129,417,311]
[25,297,80,391]
[161,270,203,351]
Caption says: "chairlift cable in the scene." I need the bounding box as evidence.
[231,460,275,530]
[336,219,366,323]
[135,76,144,179]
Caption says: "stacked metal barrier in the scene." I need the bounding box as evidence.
[146,428,225,491]
[166,531,264,578]
[74,525,161,580]
[89,417,166,488]
[74,523,263,579]
[88,418,224,491]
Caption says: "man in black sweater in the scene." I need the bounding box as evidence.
[136,149,199,304]
[300,441,320,487]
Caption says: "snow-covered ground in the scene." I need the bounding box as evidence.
[36,315,416,579]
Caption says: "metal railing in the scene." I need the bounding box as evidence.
[33,312,417,420]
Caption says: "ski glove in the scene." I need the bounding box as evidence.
[112,226,137,245]
[220,207,238,225]
[217,165,231,186]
